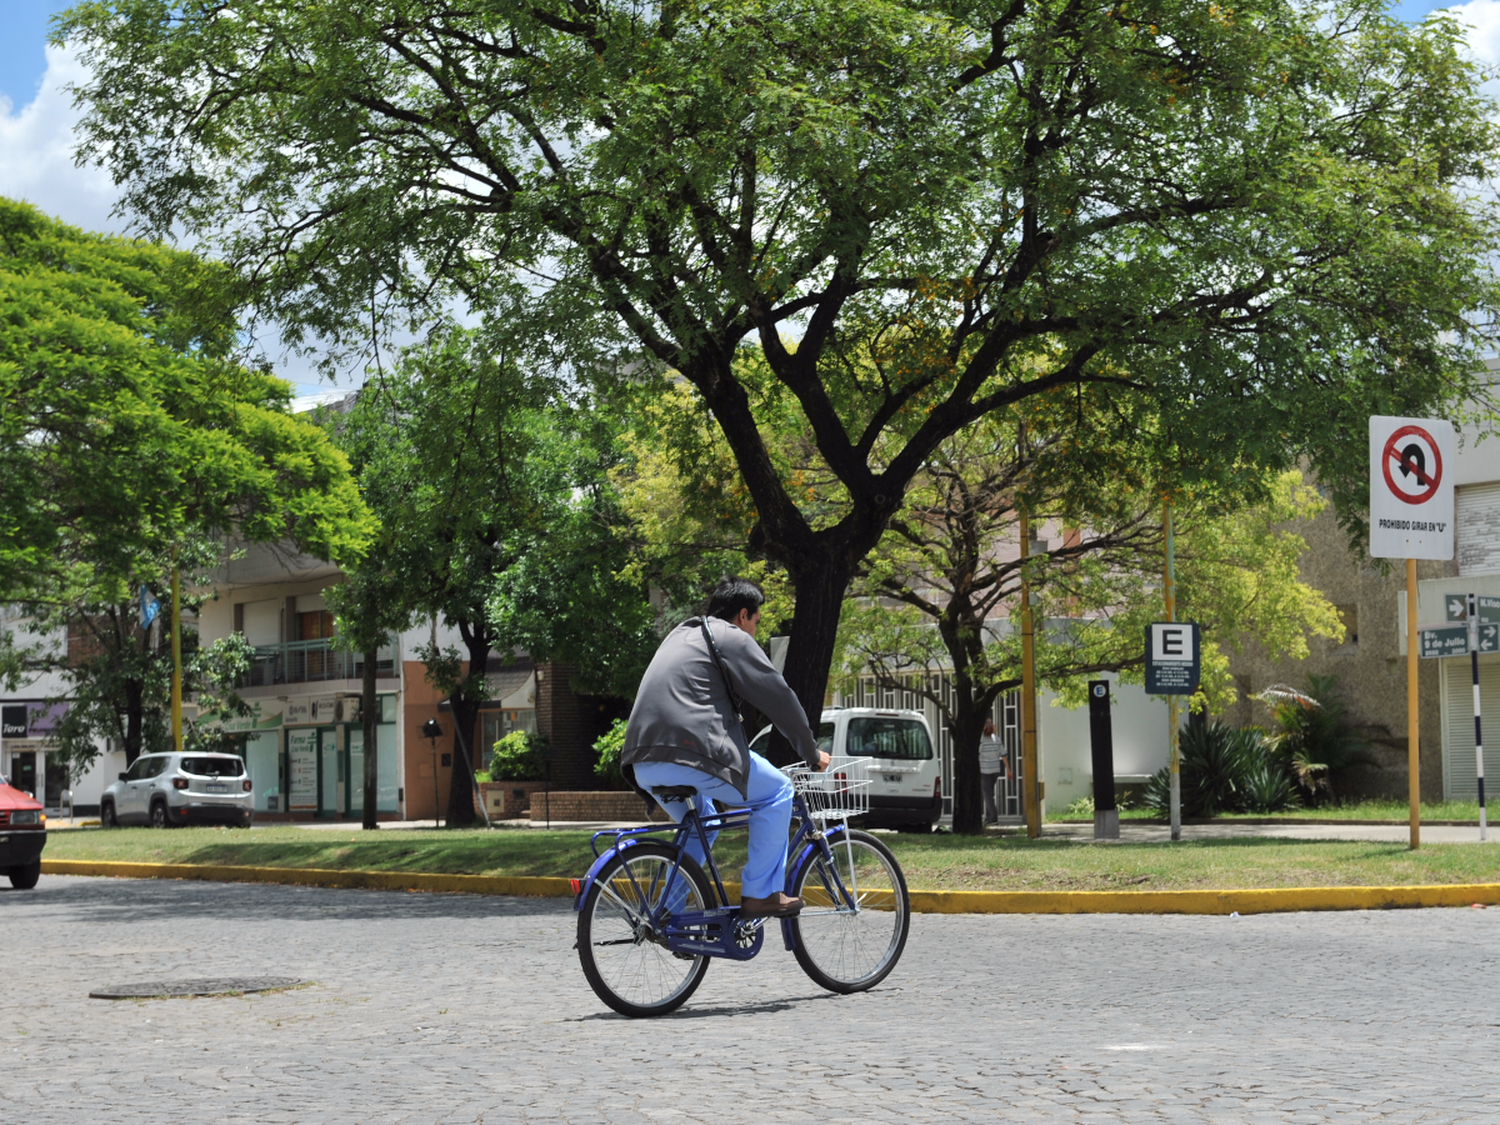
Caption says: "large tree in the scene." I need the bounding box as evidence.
[837,397,1342,832]
[1,197,370,597]
[62,1,1500,747]
[332,324,655,824]
[1,198,375,768]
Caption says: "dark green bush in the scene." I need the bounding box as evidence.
[489,731,548,780]
[593,718,628,787]
[1145,720,1295,818]
[1259,674,1377,806]
[1240,757,1300,813]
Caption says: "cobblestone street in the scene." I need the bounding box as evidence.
[5,875,1499,1123]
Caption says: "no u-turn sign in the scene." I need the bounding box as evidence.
[1370,416,1455,561]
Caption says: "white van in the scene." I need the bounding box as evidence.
[749,707,941,831]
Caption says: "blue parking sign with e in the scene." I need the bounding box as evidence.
[1145,623,1201,694]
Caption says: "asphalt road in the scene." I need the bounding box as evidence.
[5,875,1498,1123]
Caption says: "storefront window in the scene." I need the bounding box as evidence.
[244,730,280,812]
[481,709,537,751]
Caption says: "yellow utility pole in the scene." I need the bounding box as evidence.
[1407,557,1420,849]
[1020,510,1040,838]
[170,553,183,753]
[1164,500,1180,842]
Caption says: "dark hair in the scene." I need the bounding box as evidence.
[705,577,765,622]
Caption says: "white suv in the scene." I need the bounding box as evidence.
[750,707,941,831]
[101,752,254,829]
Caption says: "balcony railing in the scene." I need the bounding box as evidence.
[238,637,400,688]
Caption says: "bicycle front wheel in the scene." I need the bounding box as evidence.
[788,828,910,993]
[577,842,714,1018]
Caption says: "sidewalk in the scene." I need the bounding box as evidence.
[284,817,1500,843]
[1037,820,1500,845]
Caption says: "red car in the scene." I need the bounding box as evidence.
[0,774,46,889]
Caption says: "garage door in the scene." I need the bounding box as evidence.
[1441,655,1500,800]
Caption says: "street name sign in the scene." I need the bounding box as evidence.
[1481,624,1500,655]
[1370,416,1455,561]
[1445,594,1500,625]
[1420,624,1470,659]
[1144,622,1201,694]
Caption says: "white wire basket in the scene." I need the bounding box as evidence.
[783,755,872,822]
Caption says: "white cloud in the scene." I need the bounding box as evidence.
[1443,2,1500,66]
[0,44,125,236]
[0,46,363,395]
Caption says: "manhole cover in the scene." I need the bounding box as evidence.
[89,976,305,1000]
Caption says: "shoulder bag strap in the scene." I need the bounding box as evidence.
[699,618,746,731]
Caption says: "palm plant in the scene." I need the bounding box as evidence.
[1145,720,1266,818]
[1257,675,1375,806]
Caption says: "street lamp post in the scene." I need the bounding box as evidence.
[421,718,443,828]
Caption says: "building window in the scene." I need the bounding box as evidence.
[1336,604,1358,647]
[481,709,538,752]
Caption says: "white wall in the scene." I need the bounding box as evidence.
[1037,675,1170,812]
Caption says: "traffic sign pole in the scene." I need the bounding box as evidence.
[1469,594,1488,842]
[1407,559,1420,849]
[1373,417,1454,852]
[1473,646,1487,843]
[1164,500,1181,844]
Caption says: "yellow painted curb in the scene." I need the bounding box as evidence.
[41,859,572,899]
[906,883,1500,915]
[39,859,1500,915]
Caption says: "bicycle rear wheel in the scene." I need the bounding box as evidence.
[577,842,714,1018]
[788,828,910,993]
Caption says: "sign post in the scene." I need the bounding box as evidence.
[1433,593,1499,840]
[1370,416,1455,850]
[1087,681,1118,840]
[1145,620,1202,842]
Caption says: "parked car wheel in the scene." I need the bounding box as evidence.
[100,800,117,828]
[150,800,171,829]
[8,860,40,890]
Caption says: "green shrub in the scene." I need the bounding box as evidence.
[1062,794,1095,818]
[1145,720,1269,818]
[1240,757,1299,813]
[489,731,548,780]
[593,718,629,787]
[473,769,493,784]
[1258,675,1377,806]
[1184,720,1264,817]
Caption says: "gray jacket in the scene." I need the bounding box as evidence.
[622,616,818,796]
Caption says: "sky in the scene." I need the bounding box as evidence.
[0,0,1496,394]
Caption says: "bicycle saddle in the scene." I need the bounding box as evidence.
[651,785,698,801]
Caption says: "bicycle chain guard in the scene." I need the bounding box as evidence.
[664,908,766,961]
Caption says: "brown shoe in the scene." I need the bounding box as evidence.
[739,892,803,918]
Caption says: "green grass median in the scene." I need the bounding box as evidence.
[43,825,1500,893]
[1049,799,1494,824]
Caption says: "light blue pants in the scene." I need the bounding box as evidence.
[633,754,795,899]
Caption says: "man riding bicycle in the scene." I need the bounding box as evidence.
[623,577,829,919]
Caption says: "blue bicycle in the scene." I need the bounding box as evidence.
[573,758,912,1017]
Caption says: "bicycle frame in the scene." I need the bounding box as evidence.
[571,789,862,961]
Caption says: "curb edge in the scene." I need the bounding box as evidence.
[38,860,1500,914]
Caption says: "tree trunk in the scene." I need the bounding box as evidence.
[948,689,991,835]
[765,557,859,767]
[123,679,143,767]
[445,693,479,827]
[362,645,378,830]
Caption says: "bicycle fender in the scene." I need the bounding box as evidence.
[572,838,642,911]
[780,824,850,950]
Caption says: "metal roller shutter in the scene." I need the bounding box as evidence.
[1441,655,1500,800]
[240,599,281,647]
[1457,482,1500,577]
